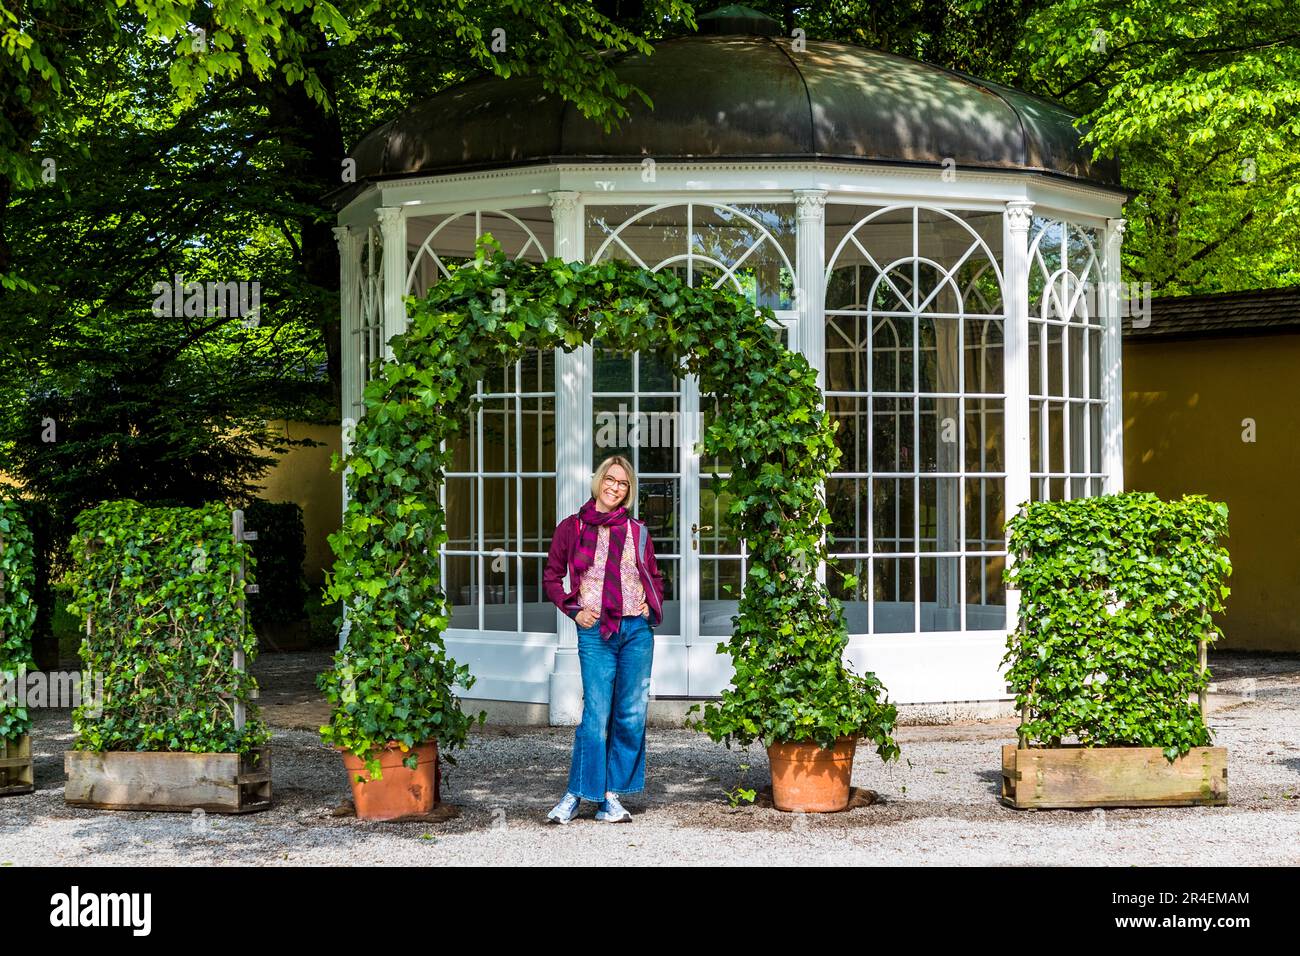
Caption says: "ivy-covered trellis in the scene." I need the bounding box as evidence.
[321,238,899,777]
[0,501,37,748]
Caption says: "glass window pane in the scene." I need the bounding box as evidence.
[1068,324,1086,399]
[827,477,870,554]
[965,318,1003,394]
[522,557,557,633]
[829,558,869,634]
[520,477,556,554]
[873,397,914,473]
[965,556,1006,630]
[593,346,633,392]
[636,396,681,475]
[699,478,740,555]
[638,478,679,555]
[446,555,477,629]
[874,558,915,633]
[965,399,1004,473]
[872,477,914,553]
[826,315,866,393]
[1090,404,1103,475]
[1047,324,1064,396]
[873,316,913,392]
[1088,329,1102,398]
[829,395,868,474]
[700,559,743,635]
[918,317,960,393]
[964,477,1005,552]
[921,396,960,473]
[919,478,959,553]
[920,556,961,632]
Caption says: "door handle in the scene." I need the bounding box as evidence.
[691,523,713,551]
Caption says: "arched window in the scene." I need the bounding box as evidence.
[403,208,557,635]
[1027,217,1105,502]
[824,204,1007,635]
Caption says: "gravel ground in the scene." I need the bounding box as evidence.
[2,652,1298,866]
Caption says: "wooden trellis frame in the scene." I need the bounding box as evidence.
[63,508,271,813]
[1005,632,1225,809]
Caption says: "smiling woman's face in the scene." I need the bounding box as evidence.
[598,462,630,510]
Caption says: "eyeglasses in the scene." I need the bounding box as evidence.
[602,475,630,491]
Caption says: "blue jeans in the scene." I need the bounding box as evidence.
[567,614,655,802]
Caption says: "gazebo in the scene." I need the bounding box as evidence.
[327,6,1130,720]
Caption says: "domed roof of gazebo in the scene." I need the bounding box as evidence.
[342,5,1119,201]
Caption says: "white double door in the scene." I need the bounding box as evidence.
[586,339,788,698]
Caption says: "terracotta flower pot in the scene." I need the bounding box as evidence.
[340,740,439,820]
[767,735,857,812]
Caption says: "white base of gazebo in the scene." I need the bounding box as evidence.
[446,623,1014,725]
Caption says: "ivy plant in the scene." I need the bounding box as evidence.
[1004,492,1232,760]
[0,501,37,745]
[323,237,899,780]
[66,500,269,754]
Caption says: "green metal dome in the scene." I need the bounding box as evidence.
[341,8,1119,202]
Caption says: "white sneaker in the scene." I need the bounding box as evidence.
[547,792,580,824]
[595,791,632,822]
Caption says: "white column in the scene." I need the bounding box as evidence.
[794,189,829,587]
[334,225,361,459]
[377,206,407,360]
[548,190,587,725]
[333,224,361,650]
[1002,200,1034,644]
[1101,218,1127,494]
[794,189,828,390]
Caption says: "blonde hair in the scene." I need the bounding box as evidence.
[592,455,636,510]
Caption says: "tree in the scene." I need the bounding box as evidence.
[1018,0,1300,291]
[1,1,695,539]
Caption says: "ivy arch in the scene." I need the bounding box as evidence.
[320,239,899,776]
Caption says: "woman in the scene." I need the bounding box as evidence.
[542,455,665,823]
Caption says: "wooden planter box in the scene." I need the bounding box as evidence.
[0,735,34,797]
[65,747,272,813]
[1001,744,1228,809]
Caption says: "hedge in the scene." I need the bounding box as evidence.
[1004,491,1232,759]
[0,500,36,744]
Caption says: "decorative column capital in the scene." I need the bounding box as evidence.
[794,188,827,220]
[548,190,581,215]
[1106,217,1127,246]
[376,206,403,231]
[332,224,352,254]
[1006,199,1035,233]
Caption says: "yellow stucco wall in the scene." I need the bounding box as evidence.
[257,420,341,585]
[1124,334,1300,651]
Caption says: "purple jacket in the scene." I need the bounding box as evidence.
[543,512,665,629]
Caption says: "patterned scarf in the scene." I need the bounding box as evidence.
[573,496,629,638]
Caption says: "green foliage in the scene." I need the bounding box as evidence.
[66,500,268,754]
[322,236,899,779]
[243,500,308,627]
[0,500,36,743]
[1019,0,1300,291]
[1003,492,1232,759]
